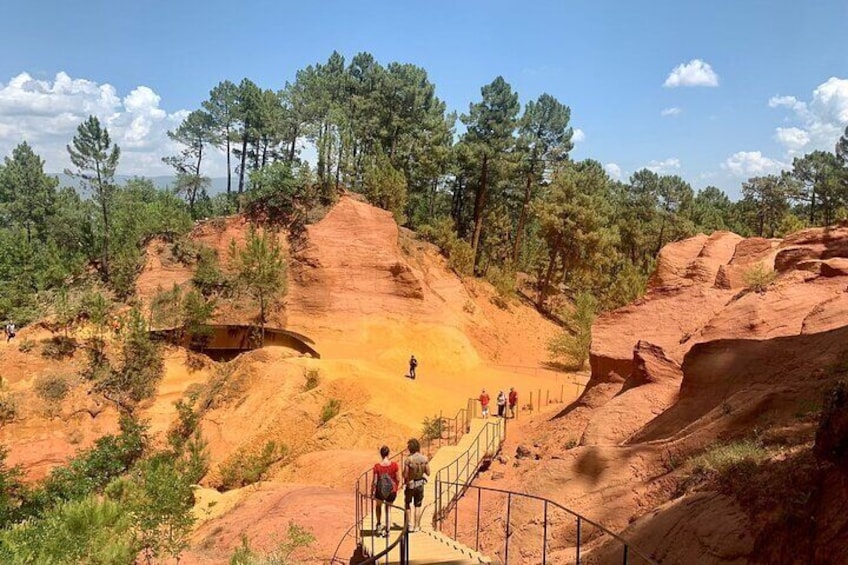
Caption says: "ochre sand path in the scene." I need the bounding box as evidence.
[360,417,503,564]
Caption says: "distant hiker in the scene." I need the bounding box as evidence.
[409,355,418,379]
[403,438,430,533]
[497,390,507,418]
[372,445,400,538]
[5,323,15,342]
[508,387,518,418]
[479,389,490,418]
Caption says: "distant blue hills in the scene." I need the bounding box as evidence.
[51,173,230,195]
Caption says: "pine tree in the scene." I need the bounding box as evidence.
[66,116,120,279]
[0,142,58,244]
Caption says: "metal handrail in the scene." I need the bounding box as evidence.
[433,414,506,527]
[332,400,472,562]
[356,495,410,564]
[436,481,658,565]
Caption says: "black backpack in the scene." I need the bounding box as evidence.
[375,472,394,500]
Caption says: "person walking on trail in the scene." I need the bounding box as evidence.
[496,390,507,418]
[403,438,430,533]
[409,355,418,379]
[5,322,15,343]
[508,387,518,418]
[479,389,490,418]
[372,445,400,538]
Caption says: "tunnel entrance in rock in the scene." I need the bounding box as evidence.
[151,324,319,360]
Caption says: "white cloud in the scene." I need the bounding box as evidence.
[572,128,585,143]
[721,151,787,177]
[663,59,719,88]
[774,127,810,153]
[604,162,622,180]
[769,77,848,155]
[660,107,682,117]
[645,158,681,174]
[0,71,215,177]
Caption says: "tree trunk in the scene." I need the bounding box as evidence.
[288,125,298,162]
[538,234,562,309]
[810,187,816,225]
[96,163,109,279]
[238,136,248,195]
[512,172,533,264]
[471,153,489,271]
[225,126,232,197]
[335,136,343,190]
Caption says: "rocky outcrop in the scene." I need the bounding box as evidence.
[589,226,848,385]
[581,341,682,446]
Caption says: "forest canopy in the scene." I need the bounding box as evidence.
[1,50,848,324]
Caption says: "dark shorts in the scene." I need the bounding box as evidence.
[405,485,424,508]
[376,491,397,504]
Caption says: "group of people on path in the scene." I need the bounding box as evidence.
[371,438,430,538]
[478,387,517,419]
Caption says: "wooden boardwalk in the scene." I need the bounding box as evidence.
[359,417,504,564]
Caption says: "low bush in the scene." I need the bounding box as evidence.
[743,263,776,293]
[0,393,17,424]
[34,374,71,403]
[40,335,77,360]
[690,438,771,488]
[421,416,445,440]
[320,399,341,424]
[17,339,34,353]
[229,522,315,565]
[218,441,288,490]
[303,368,320,392]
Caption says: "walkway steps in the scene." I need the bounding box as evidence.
[359,417,503,564]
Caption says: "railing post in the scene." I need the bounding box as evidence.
[476,487,482,552]
[505,492,512,565]
[542,500,548,565]
[576,515,582,565]
[454,484,459,539]
[623,544,629,565]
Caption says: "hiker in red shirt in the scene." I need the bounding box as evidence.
[372,445,399,538]
[479,388,490,418]
[508,387,518,418]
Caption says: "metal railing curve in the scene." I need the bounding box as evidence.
[435,481,657,564]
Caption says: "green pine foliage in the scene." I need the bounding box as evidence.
[548,292,598,370]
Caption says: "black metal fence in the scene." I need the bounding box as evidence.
[435,482,658,565]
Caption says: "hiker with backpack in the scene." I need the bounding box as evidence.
[5,322,15,342]
[408,355,418,379]
[372,445,400,538]
[403,438,430,533]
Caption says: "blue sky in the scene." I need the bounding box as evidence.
[1,0,846,197]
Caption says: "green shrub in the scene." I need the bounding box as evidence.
[229,522,315,565]
[40,335,77,360]
[0,496,137,565]
[126,454,196,564]
[320,399,341,424]
[547,292,598,370]
[422,416,445,440]
[24,416,148,515]
[419,217,474,276]
[219,441,288,490]
[691,439,770,479]
[743,263,776,293]
[303,368,320,392]
[193,246,229,297]
[17,339,34,353]
[448,240,475,276]
[0,394,17,424]
[34,374,71,403]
